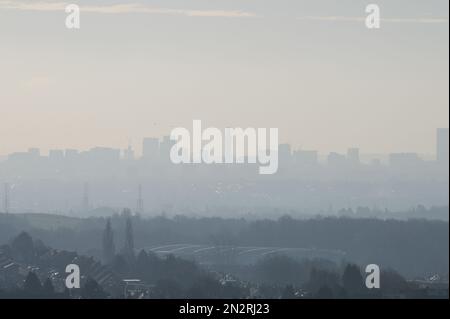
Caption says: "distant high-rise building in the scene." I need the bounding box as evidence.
[159,136,175,163]
[86,147,120,163]
[102,219,115,264]
[65,149,79,160]
[142,138,159,160]
[123,143,135,161]
[328,152,347,166]
[49,149,64,162]
[347,148,360,165]
[28,148,40,157]
[123,216,135,261]
[437,128,449,164]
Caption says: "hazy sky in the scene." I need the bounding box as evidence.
[0,0,448,156]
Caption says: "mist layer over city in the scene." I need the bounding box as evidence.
[0,0,448,302]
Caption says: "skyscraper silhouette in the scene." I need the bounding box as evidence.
[123,216,135,261]
[102,219,115,264]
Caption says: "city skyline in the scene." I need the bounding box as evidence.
[0,127,447,216]
[2,127,448,162]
